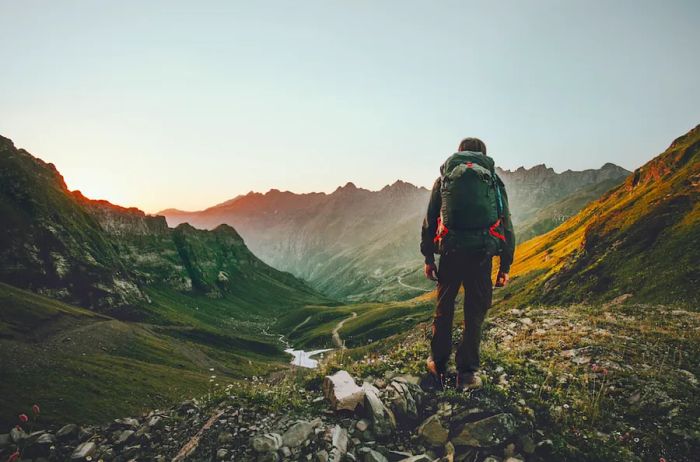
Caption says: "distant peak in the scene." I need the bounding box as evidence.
[333,182,358,193]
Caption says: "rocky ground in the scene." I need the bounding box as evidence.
[0,367,545,462]
[1,301,697,462]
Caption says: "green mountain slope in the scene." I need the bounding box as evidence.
[0,135,329,427]
[507,124,700,307]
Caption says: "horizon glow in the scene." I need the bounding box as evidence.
[1,1,699,213]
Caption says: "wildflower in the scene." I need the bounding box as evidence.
[7,450,20,462]
[18,414,28,423]
[32,404,40,415]
[209,368,215,372]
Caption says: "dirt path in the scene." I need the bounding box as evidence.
[289,315,312,335]
[331,312,357,348]
[397,275,431,292]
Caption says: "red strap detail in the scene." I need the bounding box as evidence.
[466,162,473,168]
[433,216,449,244]
[489,219,506,241]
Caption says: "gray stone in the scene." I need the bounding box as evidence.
[362,383,397,439]
[217,448,230,460]
[71,442,97,460]
[356,419,370,432]
[218,431,234,445]
[397,456,432,462]
[417,415,448,447]
[386,451,412,462]
[115,429,135,445]
[332,425,349,453]
[323,371,366,411]
[282,420,314,448]
[316,449,329,462]
[148,416,163,428]
[388,379,423,426]
[279,446,292,458]
[451,413,517,447]
[35,433,56,445]
[10,426,26,443]
[360,448,388,462]
[252,433,283,453]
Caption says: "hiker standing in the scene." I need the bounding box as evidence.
[420,138,515,390]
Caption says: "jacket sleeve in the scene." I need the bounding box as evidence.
[420,177,442,264]
[497,177,516,273]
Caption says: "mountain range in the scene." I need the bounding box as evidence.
[0,135,328,425]
[160,162,629,301]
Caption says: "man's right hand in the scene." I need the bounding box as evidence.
[424,263,438,281]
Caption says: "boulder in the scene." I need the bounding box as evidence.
[362,383,397,439]
[397,456,432,462]
[329,425,348,462]
[252,433,283,453]
[217,448,229,460]
[71,442,97,461]
[387,379,423,427]
[359,447,388,462]
[282,420,314,448]
[57,424,80,442]
[417,415,448,447]
[451,413,517,447]
[323,371,365,411]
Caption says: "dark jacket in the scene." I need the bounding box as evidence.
[420,176,516,273]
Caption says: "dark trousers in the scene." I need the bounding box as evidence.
[431,253,493,373]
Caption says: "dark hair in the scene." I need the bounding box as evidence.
[458,137,487,155]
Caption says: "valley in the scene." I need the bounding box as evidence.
[0,125,697,461]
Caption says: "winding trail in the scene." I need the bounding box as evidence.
[332,312,358,348]
[397,275,432,292]
[289,315,312,336]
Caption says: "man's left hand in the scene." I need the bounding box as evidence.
[495,271,509,288]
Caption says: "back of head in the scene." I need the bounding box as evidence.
[458,137,487,155]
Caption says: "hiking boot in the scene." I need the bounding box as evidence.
[456,372,483,391]
[426,357,446,390]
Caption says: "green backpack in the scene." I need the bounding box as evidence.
[434,151,506,256]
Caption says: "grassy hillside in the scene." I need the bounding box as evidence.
[506,124,700,307]
[0,283,288,427]
[0,136,330,428]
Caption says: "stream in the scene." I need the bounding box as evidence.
[262,328,332,369]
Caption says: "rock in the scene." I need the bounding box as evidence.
[504,457,524,462]
[387,451,412,462]
[329,425,348,461]
[35,433,56,445]
[316,449,329,462]
[56,424,80,441]
[282,420,314,448]
[387,379,423,427]
[10,426,27,443]
[217,448,230,460]
[362,383,397,439]
[148,416,163,428]
[113,417,139,429]
[359,448,388,462]
[398,456,432,462]
[280,446,292,458]
[71,442,97,460]
[252,433,283,453]
[417,415,448,447]
[519,435,536,455]
[356,419,370,432]
[115,429,135,445]
[482,457,501,462]
[451,413,517,447]
[323,371,366,411]
[218,431,234,445]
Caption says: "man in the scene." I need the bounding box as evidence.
[420,137,515,391]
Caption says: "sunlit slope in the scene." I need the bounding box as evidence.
[508,124,700,306]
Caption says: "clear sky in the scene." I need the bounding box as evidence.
[1,1,698,213]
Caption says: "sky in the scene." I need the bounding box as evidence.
[1,1,698,213]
